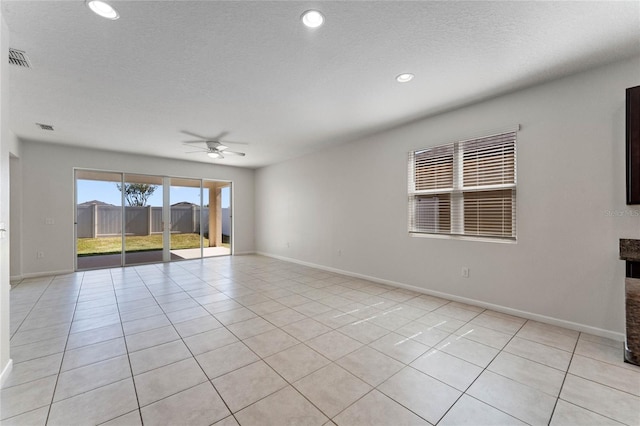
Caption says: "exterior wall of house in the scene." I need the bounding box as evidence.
[256,56,640,339]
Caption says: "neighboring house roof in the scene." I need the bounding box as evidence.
[171,201,196,207]
[78,200,115,206]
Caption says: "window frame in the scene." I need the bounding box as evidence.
[408,129,518,242]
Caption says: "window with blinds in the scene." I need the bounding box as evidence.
[408,130,517,240]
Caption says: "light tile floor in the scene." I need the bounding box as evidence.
[2,255,640,425]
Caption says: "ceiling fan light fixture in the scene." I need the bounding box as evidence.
[217,144,229,151]
[396,73,415,83]
[86,0,120,20]
[207,151,221,159]
[301,10,324,28]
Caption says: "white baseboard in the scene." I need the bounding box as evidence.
[257,251,625,342]
[233,251,256,256]
[0,359,13,387]
[10,275,22,282]
[20,269,74,279]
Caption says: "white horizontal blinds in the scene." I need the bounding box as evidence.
[410,194,451,234]
[459,131,516,239]
[409,130,517,239]
[409,145,454,234]
[462,190,514,237]
[461,132,516,189]
[413,145,454,191]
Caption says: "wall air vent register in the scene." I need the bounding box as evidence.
[9,48,31,68]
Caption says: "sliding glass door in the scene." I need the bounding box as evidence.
[75,170,123,270]
[123,174,165,266]
[75,170,232,270]
[169,178,204,259]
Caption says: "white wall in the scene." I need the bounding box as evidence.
[18,142,255,276]
[10,155,21,280]
[0,6,8,384]
[256,57,640,338]
[0,7,19,385]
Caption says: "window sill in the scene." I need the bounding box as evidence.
[409,232,517,244]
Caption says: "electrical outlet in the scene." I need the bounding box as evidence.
[286,241,290,248]
[37,251,45,259]
[45,218,54,225]
[337,249,342,256]
[461,267,469,278]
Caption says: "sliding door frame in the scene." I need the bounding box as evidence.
[74,167,233,271]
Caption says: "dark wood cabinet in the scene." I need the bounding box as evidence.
[627,85,640,204]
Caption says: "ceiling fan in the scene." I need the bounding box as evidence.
[181,130,247,160]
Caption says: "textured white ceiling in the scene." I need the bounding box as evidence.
[4,1,640,168]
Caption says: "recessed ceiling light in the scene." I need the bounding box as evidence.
[396,73,414,83]
[208,152,221,159]
[301,10,324,28]
[86,0,120,20]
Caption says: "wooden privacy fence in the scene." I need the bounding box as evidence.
[77,204,230,238]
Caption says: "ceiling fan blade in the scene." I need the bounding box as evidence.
[213,131,230,141]
[179,131,248,160]
[219,140,249,146]
[180,130,209,140]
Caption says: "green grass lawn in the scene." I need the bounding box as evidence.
[78,233,204,256]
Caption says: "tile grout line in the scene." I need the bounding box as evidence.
[567,340,640,372]
[367,309,487,425]
[19,275,197,414]
[163,262,277,425]
[110,260,640,422]
[105,267,144,425]
[306,305,485,424]
[547,330,582,425]
[8,276,58,341]
[170,260,347,424]
[557,358,640,398]
[130,263,241,425]
[4,292,423,399]
[6,262,440,416]
[160,262,248,424]
[135,263,385,424]
[551,389,634,425]
[1,338,126,399]
[4,273,500,424]
[209,278,481,422]
[6,256,635,426]
[43,272,86,426]
[432,311,528,425]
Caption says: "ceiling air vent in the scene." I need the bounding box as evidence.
[9,48,30,68]
[36,123,54,131]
